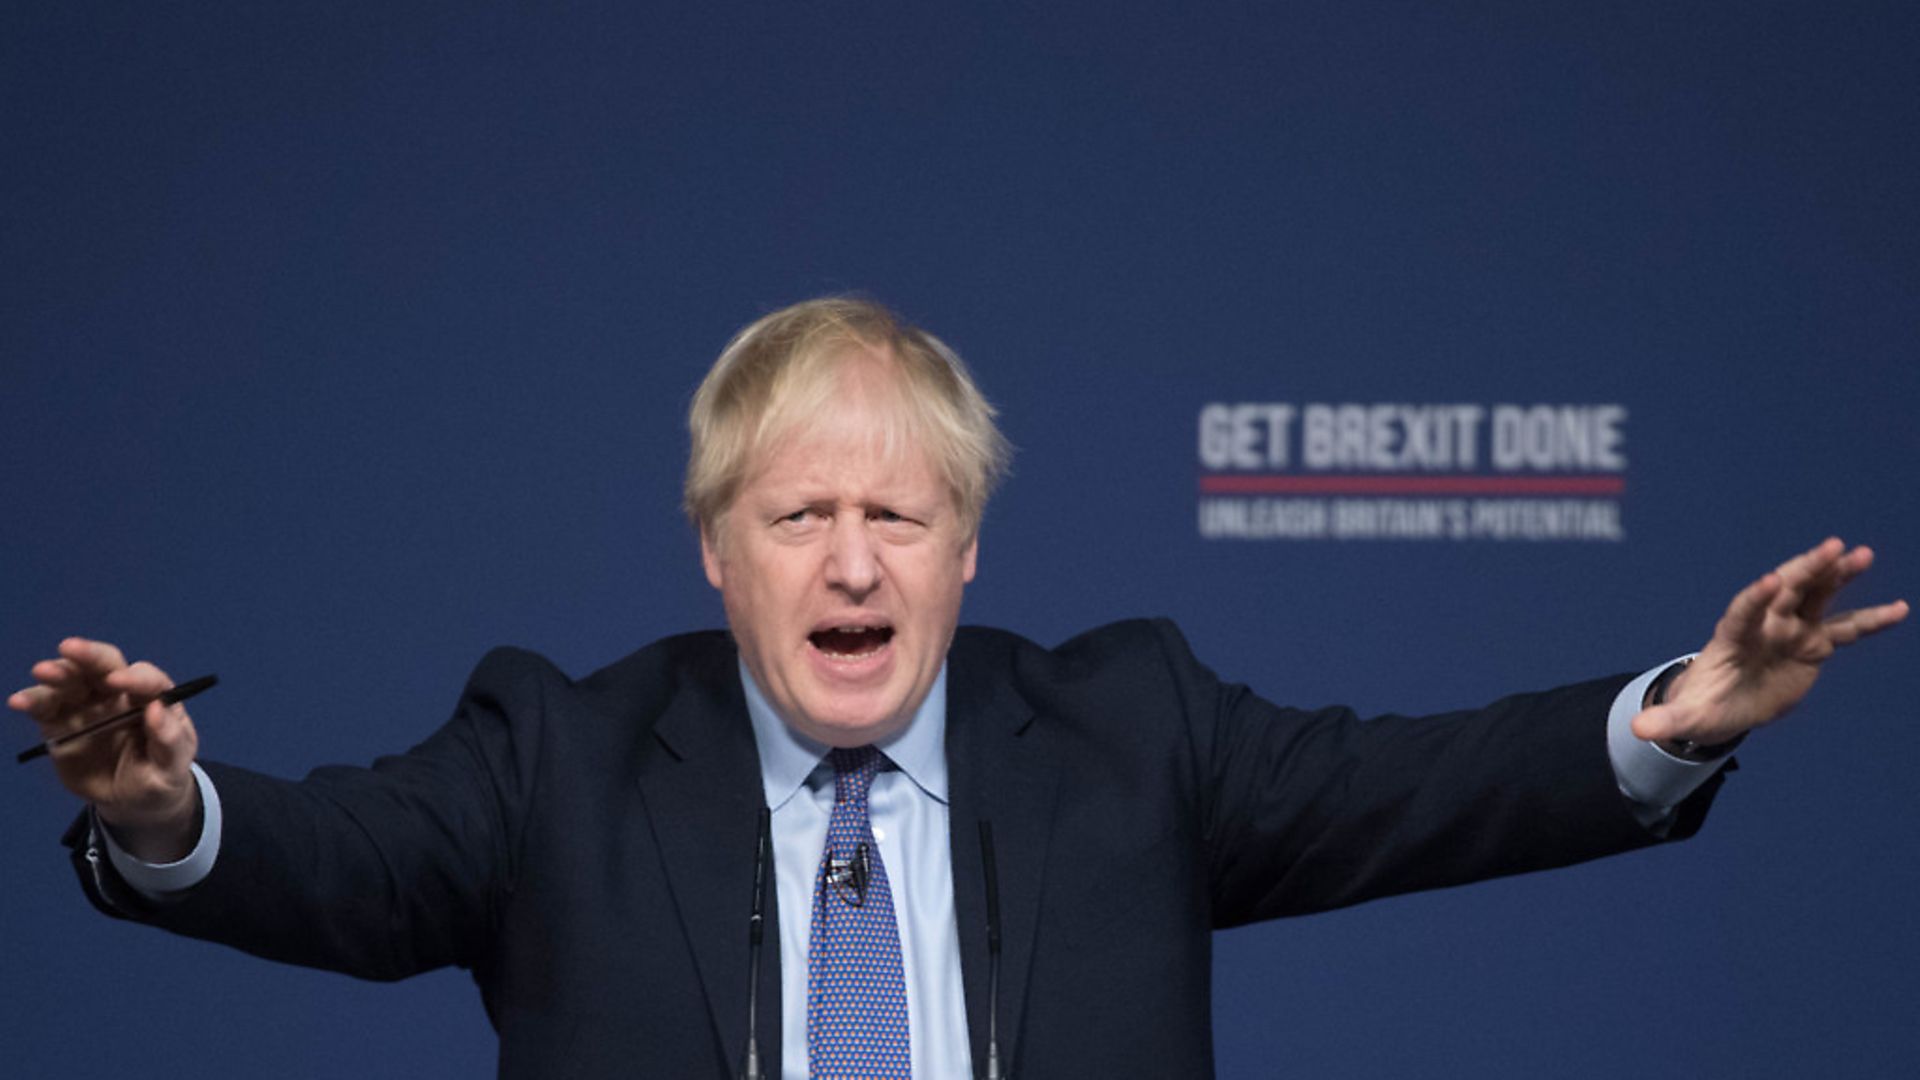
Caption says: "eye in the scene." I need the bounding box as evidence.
[871,508,906,523]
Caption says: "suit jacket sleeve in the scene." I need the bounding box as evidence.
[66,646,555,982]
[1141,620,1723,926]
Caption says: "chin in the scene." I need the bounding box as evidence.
[797,694,909,747]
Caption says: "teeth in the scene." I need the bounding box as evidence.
[811,624,892,660]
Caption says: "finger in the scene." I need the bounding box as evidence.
[7,684,104,735]
[1632,701,1700,744]
[12,657,166,732]
[1633,698,1753,749]
[1824,598,1911,647]
[29,656,89,691]
[1817,545,1875,603]
[143,698,197,773]
[106,661,176,701]
[7,684,62,717]
[1836,543,1874,582]
[1796,544,1875,622]
[1717,571,1782,643]
[57,637,130,679]
[32,654,131,712]
[1769,537,1845,617]
[1630,703,1673,742]
[26,657,118,713]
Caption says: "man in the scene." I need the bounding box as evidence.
[13,297,1908,1078]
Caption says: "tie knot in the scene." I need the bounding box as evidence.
[828,745,882,804]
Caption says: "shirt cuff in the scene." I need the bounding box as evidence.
[1607,654,1729,822]
[97,762,223,898]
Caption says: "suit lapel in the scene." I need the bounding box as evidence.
[632,654,783,1075]
[946,631,1058,1076]
[631,631,1055,1075]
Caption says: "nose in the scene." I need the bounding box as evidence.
[824,513,882,599]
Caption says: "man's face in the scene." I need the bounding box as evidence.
[701,380,977,748]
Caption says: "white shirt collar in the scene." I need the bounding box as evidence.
[739,659,951,811]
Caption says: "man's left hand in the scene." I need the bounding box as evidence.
[1632,537,1908,751]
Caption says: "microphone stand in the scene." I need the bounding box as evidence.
[979,820,1007,1080]
[740,809,772,1080]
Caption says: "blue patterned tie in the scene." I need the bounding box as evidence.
[807,745,911,1078]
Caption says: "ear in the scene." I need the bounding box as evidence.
[961,536,978,584]
[700,528,725,590]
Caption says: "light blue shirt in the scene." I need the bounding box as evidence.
[99,654,1724,1080]
[740,661,973,1080]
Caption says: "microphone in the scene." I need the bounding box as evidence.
[979,820,1007,1080]
[740,808,772,1080]
[825,841,872,906]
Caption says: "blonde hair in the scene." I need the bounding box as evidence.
[685,296,1013,539]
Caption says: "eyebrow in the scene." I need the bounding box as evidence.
[764,490,943,517]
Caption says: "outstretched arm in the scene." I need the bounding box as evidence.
[1632,538,1908,751]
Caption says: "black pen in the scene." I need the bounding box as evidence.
[15,674,218,765]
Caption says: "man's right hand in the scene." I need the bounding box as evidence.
[10,637,201,862]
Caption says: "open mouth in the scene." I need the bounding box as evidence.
[809,625,895,659]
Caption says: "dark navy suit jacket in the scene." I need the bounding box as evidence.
[72,620,1721,1078]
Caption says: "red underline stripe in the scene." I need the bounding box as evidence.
[1199,474,1627,496]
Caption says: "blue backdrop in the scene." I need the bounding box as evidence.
[4,5,1915,1077]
